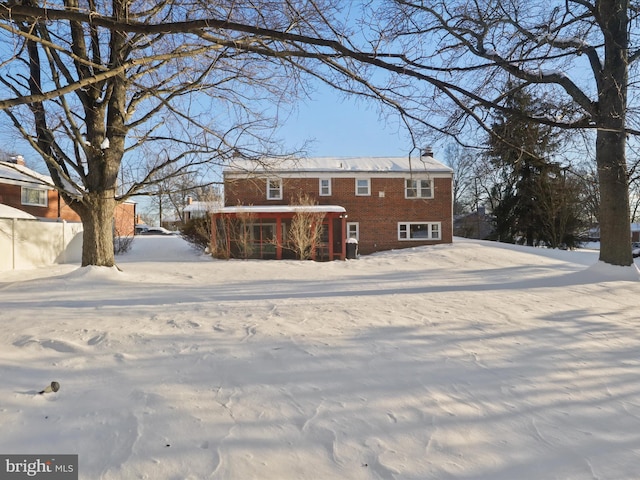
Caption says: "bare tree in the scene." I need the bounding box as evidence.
[0,0,338,266]
[2,1,639,266]
[443,143,479,215]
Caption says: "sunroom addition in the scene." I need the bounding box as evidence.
[211,205,348,261]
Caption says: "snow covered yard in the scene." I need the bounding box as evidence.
[1,236,640,479]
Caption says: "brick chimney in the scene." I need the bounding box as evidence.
[8,155,25,165]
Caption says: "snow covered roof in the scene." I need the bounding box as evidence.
[184,200,223,213]
[225,156,453,175]
[0,203,37,219]
[0,161,83,197]
[214,205,346,214]
[0,161,54,188]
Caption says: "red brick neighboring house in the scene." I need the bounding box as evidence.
[214,153,453,260]
[0,159,136,236]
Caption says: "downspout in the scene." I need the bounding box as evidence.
[341,214,347,260]
[327,215,334,261]
[276,216,282,260]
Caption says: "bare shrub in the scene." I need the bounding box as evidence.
[210,208,257,259]
[288,194,325,260]
[181,217,212,252]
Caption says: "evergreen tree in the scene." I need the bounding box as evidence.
[487,82,582,248]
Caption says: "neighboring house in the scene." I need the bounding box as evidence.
[0,158,136,237]
[213,152,453,260]
[183,197,223,221]
[113,202,136,237]
[0,157,80,221]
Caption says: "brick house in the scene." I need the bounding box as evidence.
[0,158,136,236]
[213,153,453,260]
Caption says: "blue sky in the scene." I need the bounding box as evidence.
[274,82,413,158]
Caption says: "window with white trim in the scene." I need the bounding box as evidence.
[398,222,441,240]
[346,222,359,241]
[355,178,370,196]
[266,178,283,200]
[405,178,433,198]
[319,178,331,196]
[21,187,48,207]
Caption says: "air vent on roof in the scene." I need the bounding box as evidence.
[421,147,433,157]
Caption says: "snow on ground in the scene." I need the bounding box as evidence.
[2,236,640,479]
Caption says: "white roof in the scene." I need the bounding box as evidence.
[225,156,453,175]
[0,161,53,188]
[214,205,346,214]
[184,200,223,213]
[0,161,83,197]
[0,203,37,219]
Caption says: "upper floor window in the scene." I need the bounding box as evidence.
[21,187,48,207]
[319,178,331,196]
[398,222,441,241]
[355,178,370,196]
[266,178,283,200]
[405,178,433,199]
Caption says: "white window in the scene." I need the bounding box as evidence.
[266,178,283,200]
[346,222,359,241]
[355,178,370,196]
[21,187,48,207]
[405,178,433,198]
[319,178,331,196]
[398,222,441,241]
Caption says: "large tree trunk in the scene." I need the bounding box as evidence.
[595,0,632,266]
[597,131,632,266]
[77,191,117,267]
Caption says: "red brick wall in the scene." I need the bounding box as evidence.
[114,202,136,237]
[0,184,81,221]
[0,184,135,237]
[225,175,452,255]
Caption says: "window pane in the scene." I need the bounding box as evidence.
[21,188,47,206]
[409,224,428,238]
[405,179,417,198]
[347,223,358,239]
[320,179,330,195]
[420,180,432,197]
[356,179,369,195]
[267,179,282,199]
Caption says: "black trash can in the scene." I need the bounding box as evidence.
[346,238,358,259]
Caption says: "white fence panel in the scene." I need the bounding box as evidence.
[0,218,83,271]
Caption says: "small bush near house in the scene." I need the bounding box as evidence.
[114,235,134,254]
[181,217,211,252]
[114,222,134,254]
